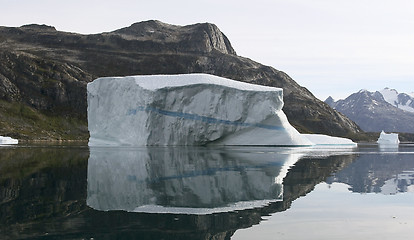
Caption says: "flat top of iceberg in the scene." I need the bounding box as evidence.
[95,73,281,92]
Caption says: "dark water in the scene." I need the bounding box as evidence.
[0,144,413,239]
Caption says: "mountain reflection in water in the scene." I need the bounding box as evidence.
[8,144,414,239]
[328,144,414,194]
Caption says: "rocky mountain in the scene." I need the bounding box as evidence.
[379,88,414,113]
[326,89,414,133]
[0,20,361,140]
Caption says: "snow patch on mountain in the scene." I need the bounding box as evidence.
[379,88,414,113]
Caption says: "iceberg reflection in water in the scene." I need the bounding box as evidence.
[87,147,302,214]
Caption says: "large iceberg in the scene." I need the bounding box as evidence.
[87,74,313,146]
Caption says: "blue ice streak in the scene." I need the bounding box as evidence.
[127,106,283,131]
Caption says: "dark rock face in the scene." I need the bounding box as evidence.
[326,90,414,133]
[0,20,361,140]
[0,51,93,118]
[113,20,236,55]
[324,96,335,107]
[398,93,414,109]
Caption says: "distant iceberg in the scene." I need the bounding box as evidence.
[0,136,18,145]
[377,130,399,144]
[87,74,313,146]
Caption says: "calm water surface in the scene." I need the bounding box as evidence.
[0,143,413,239]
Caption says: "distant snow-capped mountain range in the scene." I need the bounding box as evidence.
[325,88,414,133]
[379,88,414,113]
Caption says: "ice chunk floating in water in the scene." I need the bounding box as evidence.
[377,130,399,144]
[87,74,313,146]
[0,136,18,145]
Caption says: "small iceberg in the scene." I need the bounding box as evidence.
[0,136,18,145]
[377,131,399,144]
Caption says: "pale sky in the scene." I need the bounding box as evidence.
[1,0,413,100]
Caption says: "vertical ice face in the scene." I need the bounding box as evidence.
[87,74,313,146]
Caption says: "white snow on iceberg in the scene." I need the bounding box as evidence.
[0,136,18,145]
[87,74,313,146]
